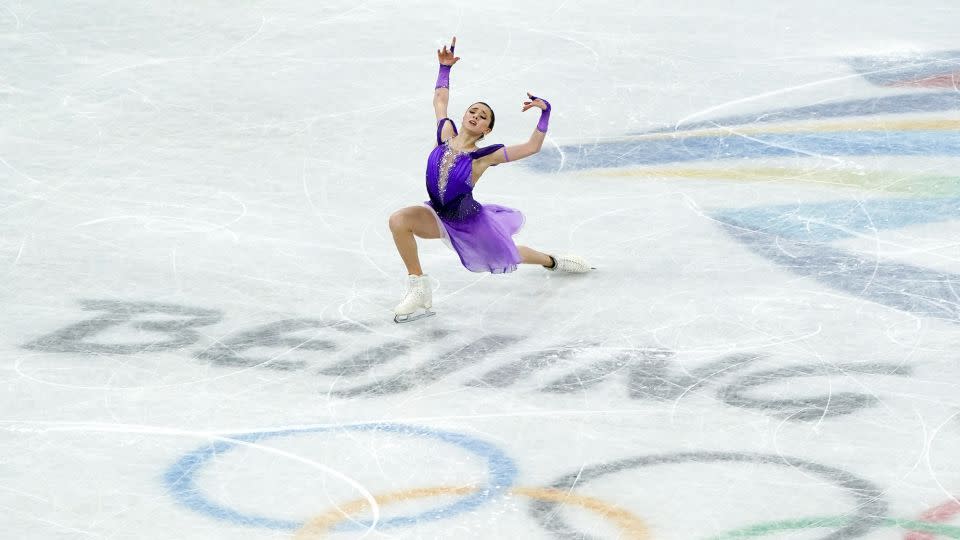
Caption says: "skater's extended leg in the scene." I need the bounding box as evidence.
[517,245,555,268]
[518,244,594,273]
[388,206,442,275]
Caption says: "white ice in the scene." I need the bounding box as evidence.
[2,1,960,539]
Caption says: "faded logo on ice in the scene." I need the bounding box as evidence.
[25,299,911,422]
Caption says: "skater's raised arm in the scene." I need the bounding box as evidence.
[433,37,459,123]
[479,93,551,166]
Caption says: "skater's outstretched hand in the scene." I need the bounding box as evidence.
[522,92,549,111]
[437,36,460,66]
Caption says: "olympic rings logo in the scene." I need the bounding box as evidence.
[165,423,517,532]
[165,423,960,539]
[294,486,650,539]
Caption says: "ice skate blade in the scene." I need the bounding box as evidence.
[546,267,597,273]
[393,309,436,324]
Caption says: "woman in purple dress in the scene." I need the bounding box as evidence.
[388,36,592,322]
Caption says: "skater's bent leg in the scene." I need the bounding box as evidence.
[388,206,442,275]
[516,245,554,267]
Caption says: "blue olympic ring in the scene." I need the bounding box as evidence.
[164,423,518,532]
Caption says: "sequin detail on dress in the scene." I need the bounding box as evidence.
[437,142,463,204]
[425,118,524,273]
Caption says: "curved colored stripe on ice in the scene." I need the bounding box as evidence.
[713,196,960,242]
[525,130,960,172]
[618,118,960,141]
[591,167,960,195]
[635,92,960,135]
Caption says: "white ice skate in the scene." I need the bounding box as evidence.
[545,254,594,273]
[393,274,436,323]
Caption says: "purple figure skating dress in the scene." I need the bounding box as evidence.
[423,118,525,273]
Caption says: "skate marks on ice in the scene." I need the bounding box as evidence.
[293,485,652,539]
[195,318,367,372]
[522,91,960,173]
[712,197,960,325]
[23,299,222,354]
[532,452,885,540]
[161,422,960,539]
[717,363,911,421]
[526,127,960,173]
[846,50,960,88]
[328,334,522,398]
[524,50,960,179]
[164,422,518,532]
[24,299,912,421]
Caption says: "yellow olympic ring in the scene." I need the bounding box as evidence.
[293,486,650,539]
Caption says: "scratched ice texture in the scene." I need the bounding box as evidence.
[2,1,960,539]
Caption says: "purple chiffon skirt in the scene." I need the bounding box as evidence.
[423,202,525,273]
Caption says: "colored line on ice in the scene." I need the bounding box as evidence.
[164,423,517,531]
[906,499,960,540]
[524,131,960,172]
[534,452,885,540]
[639,92,960,135]
[713,196,960,243]
[294,486,649,539]
[591,167,960,196]
[847,51,960,87]
[714,197,960,324]
[707,515,960,539]
[891,72,960,88]
[720,223,960,323]
[615,118,960,142]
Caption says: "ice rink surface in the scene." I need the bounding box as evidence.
[2,1,960,538]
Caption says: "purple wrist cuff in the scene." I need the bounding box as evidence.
[530,95,551,133]
[436,64,451,89]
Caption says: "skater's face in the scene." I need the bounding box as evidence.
[463,103,494,138]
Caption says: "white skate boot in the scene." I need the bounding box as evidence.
[393,274,435,323]
[545,254,594,273]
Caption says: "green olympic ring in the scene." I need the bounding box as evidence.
[708,516,960,540]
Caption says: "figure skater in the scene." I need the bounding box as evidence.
[388,36,592,323]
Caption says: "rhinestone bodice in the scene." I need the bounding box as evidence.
[436,142,468,203]
[425,141,481,222]
[423,118,521,274]
[424,124,505,223]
